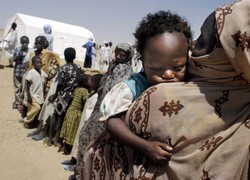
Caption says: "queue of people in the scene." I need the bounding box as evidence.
[2,22,139,178]
[1,0,250,179]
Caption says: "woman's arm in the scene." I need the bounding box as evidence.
[107,116,173,164]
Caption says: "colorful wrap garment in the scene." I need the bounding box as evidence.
[80,1,250,179]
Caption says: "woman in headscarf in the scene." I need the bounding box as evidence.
[72,43,134,177]
[80,0,250,179]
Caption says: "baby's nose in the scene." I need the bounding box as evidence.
[162,70,174,79]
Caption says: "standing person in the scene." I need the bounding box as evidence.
[82,37,93,68]
[59,74,90,155]
[27,74,58,139]
[44,47,83,147]
[92,44,101,70]
[12,36,30,110]
[98,41,111,72]
[91,43,96,69]
[62,73,103,173]
[3,22,18,68]
[108,41,112,48]
[80,10,192,179]
[83,1,250,179]
[40,24,54,51]
[23,56,47,128]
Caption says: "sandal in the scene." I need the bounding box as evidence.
[23,122,31,129]
[61,157,77,165]
[32,133,46,141]
[61,160,73,165]
[64,165,75,171]
[27,131,39,137]
[43,138,53,147]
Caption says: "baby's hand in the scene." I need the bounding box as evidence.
[143,141,173,165]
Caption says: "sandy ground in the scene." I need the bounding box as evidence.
[0,58,75,180]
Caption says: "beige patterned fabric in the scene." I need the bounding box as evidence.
[80,1,250,179]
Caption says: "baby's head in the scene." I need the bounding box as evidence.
[134,10,193,85]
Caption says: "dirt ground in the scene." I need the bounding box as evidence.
[0,58,75,180]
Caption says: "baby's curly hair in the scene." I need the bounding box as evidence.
[134,10,193,57]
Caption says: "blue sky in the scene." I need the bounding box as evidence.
[0,0,233,46]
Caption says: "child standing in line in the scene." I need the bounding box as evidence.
[62,73,103,172]
[12,35,30,110]
[44,47,83,147]
[59,74,91,154]
[23,56,47,128]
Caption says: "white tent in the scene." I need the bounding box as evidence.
[3,13,94,61]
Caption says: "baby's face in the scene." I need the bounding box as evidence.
[142,32,188,85]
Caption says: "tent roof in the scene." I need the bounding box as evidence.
[14,13,93,39]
